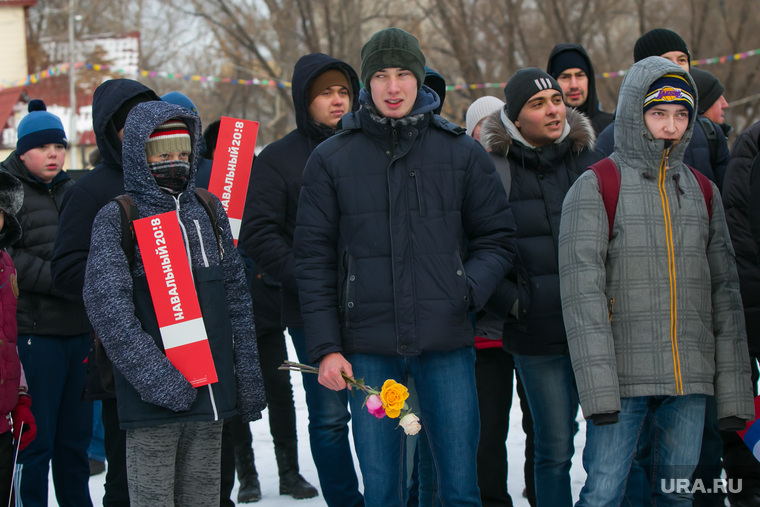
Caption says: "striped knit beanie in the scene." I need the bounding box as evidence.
[643,73,695,121]
[504,68,563,122]
[145,119,192,158]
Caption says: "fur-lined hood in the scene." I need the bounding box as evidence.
[480,106,596,159]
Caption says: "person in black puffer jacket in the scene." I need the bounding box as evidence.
[480,68,602,507]
[239,52,363,506]
[2,100,92,506]
[294,28,515,506]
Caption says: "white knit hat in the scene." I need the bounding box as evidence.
[466,96,505,137]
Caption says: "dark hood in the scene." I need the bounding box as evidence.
[291,53,360,141]
[121,101,202,214]
[547,43,603,119]
[92,79,160,170]
[424,66,446,114]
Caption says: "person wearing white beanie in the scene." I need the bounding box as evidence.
[466,95,505,140]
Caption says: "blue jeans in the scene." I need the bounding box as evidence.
[18,334,93,507]
[514,354,579,507]
[88,400,106,462]
[289,328,363,507]
[577,394,706,507]
[347,348,481,507]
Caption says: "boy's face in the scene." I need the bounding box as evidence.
[0,210,5,233]
[660,51,690,71]
[146,150,190,164]
[370,68,418,119]
[309,85,351,129]
[19,143,66,183]
[514,89,566,147]
[644,104,690,143]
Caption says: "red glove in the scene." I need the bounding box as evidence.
[11,395,36,450]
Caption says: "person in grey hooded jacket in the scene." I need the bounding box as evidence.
[559,56,753,506]
[83,100,266,506]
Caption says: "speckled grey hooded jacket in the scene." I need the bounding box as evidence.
[83,100,265,428]
[558,56,753,422]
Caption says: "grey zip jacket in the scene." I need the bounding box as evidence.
[558,56,754,422]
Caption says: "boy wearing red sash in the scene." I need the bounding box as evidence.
[83,100,265,507]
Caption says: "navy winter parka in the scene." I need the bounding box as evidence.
[480,107,602,356]
[239,53,360,329]
[294,87,517,363]
[52,79,160,296]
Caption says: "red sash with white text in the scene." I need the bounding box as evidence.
[208,117,259,244]
[134,212,218,387]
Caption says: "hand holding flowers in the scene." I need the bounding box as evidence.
[280,360,421,435]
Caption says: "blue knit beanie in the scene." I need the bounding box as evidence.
[16,100,68,155]
[161,91,198,115]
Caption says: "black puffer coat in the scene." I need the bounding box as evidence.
[239,53,360,329]
[480,106,602,356]
[723,120,760,356]
[1,153,89,336]
[294,87,516,363]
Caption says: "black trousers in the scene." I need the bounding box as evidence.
[101,398,129,507]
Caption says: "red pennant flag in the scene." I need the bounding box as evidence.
[208,117,258,244]
[134,212,218,387]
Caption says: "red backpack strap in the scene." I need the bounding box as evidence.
[589,158,621,240]
[687,166,713,223]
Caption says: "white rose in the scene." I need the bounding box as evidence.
[399,413,421,436]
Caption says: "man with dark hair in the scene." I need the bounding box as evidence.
[547,43,613,135]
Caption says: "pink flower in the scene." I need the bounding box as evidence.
[399,413,421,435]
[366,394,386,419]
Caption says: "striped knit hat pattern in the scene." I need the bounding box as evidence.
[145,119,192,158]
[643,73,695,121]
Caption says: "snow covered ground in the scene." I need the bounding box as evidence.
[63,338,587,506]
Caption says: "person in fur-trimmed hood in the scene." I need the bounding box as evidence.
[559,56,753,505]
[83,100,266,506]
[479,67,601,507]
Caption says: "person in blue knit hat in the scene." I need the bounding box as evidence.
[1,99,94,506]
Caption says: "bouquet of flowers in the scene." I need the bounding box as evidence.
[279,360,421,435]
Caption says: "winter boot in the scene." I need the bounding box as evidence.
[274,443,319,499]
[235,446,262,503]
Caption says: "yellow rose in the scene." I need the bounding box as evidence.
[380,379,409,418]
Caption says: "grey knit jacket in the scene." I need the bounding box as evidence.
[558,56,754,422]
[83,101,265,423]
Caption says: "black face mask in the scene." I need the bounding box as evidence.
[148,159,191,194]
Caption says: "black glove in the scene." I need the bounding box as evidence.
[591,412,619,426]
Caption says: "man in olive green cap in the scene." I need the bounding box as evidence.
[293,26,516,506]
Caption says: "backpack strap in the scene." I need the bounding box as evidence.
[114,194,139,266]
[588,158,620,240]
[687,166,714,223]
[113,189,224,267]
[194,188,224,261]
